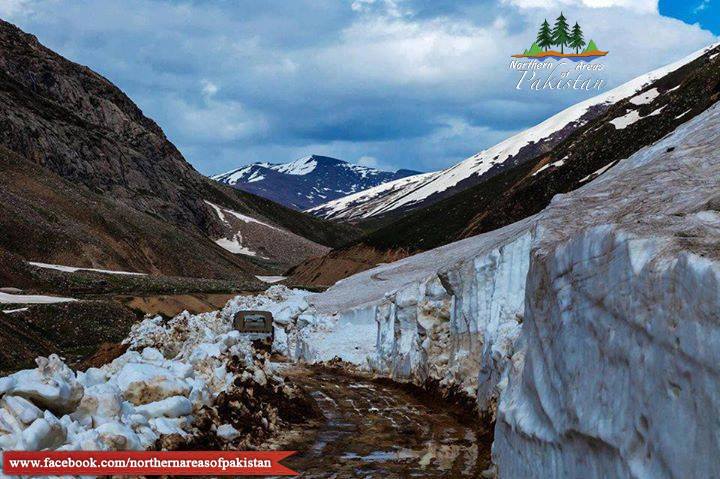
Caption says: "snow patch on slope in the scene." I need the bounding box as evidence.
[205,201,282,232]
[629,87,660,105]
[0,292,76,305]
[275,156,318,175]
[214,234,265,258]
[205,200,320,260]
[28,262,146,276]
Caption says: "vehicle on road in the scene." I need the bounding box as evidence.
[233,310,274,348]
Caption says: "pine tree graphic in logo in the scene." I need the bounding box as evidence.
[514,13,607,61]
[570,22,586,53]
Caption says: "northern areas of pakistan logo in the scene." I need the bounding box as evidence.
[513,12,608,62]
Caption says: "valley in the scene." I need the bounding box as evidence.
[0,11,719,479]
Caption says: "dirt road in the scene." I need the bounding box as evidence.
[276,366,490,478]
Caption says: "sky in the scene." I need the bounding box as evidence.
[0,0,717,175]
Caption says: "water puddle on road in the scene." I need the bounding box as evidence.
[276,367,488,478]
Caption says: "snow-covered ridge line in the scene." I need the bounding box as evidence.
[310,42,719,221]
[213,155,420,211]
[305,172,435,219]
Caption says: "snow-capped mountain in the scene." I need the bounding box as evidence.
[309,43,717,222]
[212,155,420,210]
[292,42,720,286]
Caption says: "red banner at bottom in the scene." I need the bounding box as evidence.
[2,450,298,476]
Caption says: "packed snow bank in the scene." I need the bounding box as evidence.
[0,286,312,454]
[494,102,720,477]
[295,304,378,365]
[362,230,531,408]
[297,217,534,413]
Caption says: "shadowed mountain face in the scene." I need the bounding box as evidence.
[213,155,420,210]
[0,20,359,278]
[289,43,720,286]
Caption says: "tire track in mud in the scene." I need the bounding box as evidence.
[276,366,487,478]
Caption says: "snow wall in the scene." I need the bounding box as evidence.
[494,227,720,478]
[367,230,531,412]
[297,103,720,478]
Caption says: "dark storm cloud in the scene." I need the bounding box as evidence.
[1,0,716,175]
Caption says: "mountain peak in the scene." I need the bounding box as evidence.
[212,155,418,210]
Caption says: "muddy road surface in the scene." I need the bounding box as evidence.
[276,366,490,478]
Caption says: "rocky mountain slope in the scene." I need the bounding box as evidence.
[0,145,261,281]
[290,43,720,285]
[0,19,358,278]
[213,155,419,210]
[288,92,720,478]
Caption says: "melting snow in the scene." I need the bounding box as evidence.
[205,201,282,231]
[246,171,265,183]
[612,105,667,129]
[0,286,311,453]
[629,88,660,105]
[210,166,253,185]
[2,308,29,314]
[256,276,286,283]
[0,292,76,304]
[29,262,146,276]
[214,235,265,258]
[610,110,642,129]
[532,158,566,176]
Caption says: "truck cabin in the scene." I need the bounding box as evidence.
[233,310,274,335]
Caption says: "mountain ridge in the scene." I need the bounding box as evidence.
[290,42,720,285]
[309,43,718,223]
[0,19,359,278]
[213,154,420,210]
